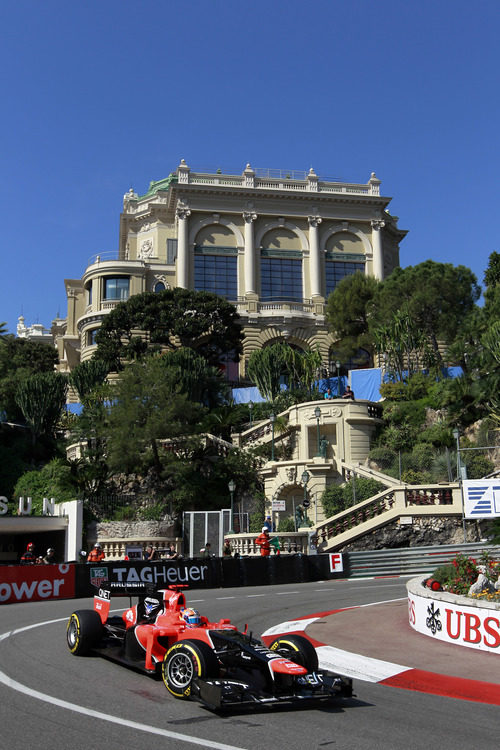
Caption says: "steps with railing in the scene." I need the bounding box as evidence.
[311,483,461,552]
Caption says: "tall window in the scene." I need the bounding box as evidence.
[325,261,365,297]
[167,239,178,264]
[194,249,237,299]
[261,257,303,301]
[103,276,130,301]
[86,282,92,306]
[86,328,98,346]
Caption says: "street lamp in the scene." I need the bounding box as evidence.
[228,479,236,534]
[336,360,341,397]
[270,413,276,461]
[452,429,467,543]
[314,406,321,456]
[248,400,254,427]
[301,469,310,523]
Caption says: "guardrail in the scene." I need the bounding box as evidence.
[346,542,500,578]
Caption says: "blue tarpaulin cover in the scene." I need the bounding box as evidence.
[351,368,383,402]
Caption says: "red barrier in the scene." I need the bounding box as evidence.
[0,564,75,604]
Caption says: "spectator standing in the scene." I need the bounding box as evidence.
[342,385,355,400]
[143,545,159,561]
[87,543,105,563]
[255,527,271,557]
[263,515,273,532]
[324,388,333,399]
[43,548,57,564]
[20,542,36,564]
[222,539,232,557]
[165,543,178,559]
[200,542,213,558]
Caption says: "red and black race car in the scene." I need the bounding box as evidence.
[66,585,353,710]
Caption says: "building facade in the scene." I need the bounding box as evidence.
[58,161,407,377]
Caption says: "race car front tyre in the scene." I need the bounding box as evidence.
[162,639,219,699]
[269,634,319,672]
[67,610,103,656]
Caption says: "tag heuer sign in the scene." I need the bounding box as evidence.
[90,567,108,588]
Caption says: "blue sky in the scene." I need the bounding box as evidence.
[1,0,498,334]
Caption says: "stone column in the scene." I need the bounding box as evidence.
[243,211,257,295]
[308,216,322,297]
[176,205,191,288]
[371,220,385,280]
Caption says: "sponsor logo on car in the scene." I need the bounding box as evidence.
[90,567,108,588]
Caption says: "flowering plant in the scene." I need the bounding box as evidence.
[431,552,500,602]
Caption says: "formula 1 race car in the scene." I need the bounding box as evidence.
[66,585,353,710]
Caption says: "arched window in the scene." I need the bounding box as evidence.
[154,281,166,293]
[194,225,237,299]
[325,232,365,296]
[261,228,303,301]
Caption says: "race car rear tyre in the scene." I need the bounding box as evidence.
[162,639,219,699]
[67,610,103,656]
[269,634,319,672]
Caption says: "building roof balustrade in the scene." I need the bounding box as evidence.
[176,170,381,197]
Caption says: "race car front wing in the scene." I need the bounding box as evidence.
[191,670,353,710]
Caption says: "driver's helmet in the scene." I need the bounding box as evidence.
[182,608,201,627]
[143,597,162,620]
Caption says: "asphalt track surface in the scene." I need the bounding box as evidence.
[0,578,498,750]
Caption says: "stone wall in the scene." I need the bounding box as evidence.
[87,519,176,545]
[340,517,490,552]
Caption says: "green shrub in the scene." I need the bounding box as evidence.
[401,469,428,484]
[321,478,384,519]
[342,477,384,506]
[321,484,345,518]
[410,443,436,471]
[110,506,136,521]
[379,381,408,401]
[432,564,456,586]
[463,453,494,479]
[368,446,397,469]
[407,372,432,400]
[417,422,454,448]
[381,422,419,452]
[277,516,296,532]
[382,400,427,428]
[13,458,75,513]
[138,503,166,521]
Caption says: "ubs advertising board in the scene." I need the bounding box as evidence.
[0,564,75,604]
[408,591,500,654]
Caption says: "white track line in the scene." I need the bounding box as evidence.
[0,623,246,750]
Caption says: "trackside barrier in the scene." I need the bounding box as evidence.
[346,542,500,579]
[74,555,336,598]
[2,543,499,604]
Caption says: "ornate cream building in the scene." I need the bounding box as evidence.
[57,161,407,377]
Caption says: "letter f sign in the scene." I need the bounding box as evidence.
[329,553,343,573]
